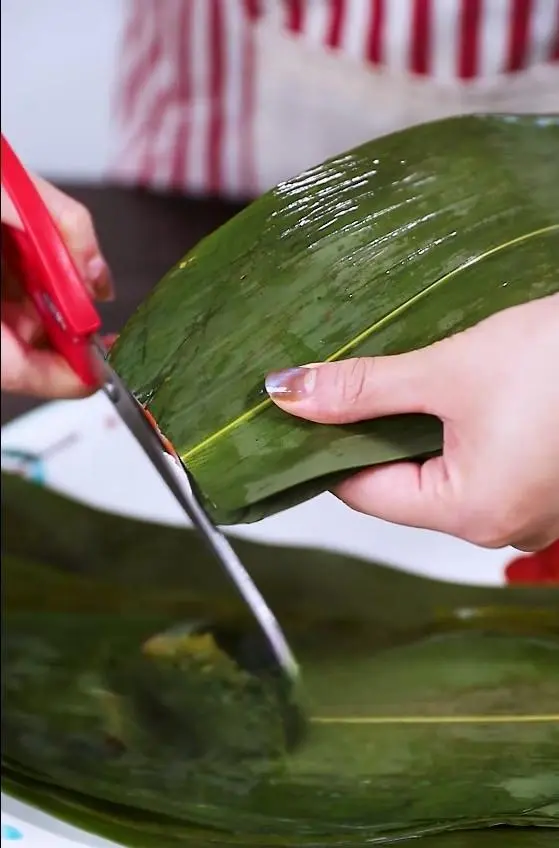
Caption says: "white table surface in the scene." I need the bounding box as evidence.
[1,391,514,847]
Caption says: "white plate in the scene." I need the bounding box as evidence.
[1,392,516,847]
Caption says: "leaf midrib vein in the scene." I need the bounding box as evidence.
[311,714,559,724]
[182,224,558,462]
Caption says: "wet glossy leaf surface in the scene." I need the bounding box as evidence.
[110,114,559,523]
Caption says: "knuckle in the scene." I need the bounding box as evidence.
[513,539,542,554]
[60,201,93,240]
[457,500,523,549]
[337,357,371,407]
[470,529,511,550]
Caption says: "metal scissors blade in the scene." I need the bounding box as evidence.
[98,372,299,679]
[96,357,300,683]
[1,132,299,683]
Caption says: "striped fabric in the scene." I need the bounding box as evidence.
[111,0,559,197]
[280,0,558,76]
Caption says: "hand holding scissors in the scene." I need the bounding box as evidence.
[1,133,298,682]
[1,158,113,398]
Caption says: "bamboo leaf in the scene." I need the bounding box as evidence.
[109,114,559,523]
[3,475,559,845]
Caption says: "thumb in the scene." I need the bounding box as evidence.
[266,351,460,534]
[265,348,444,424]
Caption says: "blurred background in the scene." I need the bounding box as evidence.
[1,0,246,424]
[1,0,120,180]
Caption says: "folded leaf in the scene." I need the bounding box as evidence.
[3,474,558,846]
[109,114,559,524]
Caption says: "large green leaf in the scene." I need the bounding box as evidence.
[109,113,559,524]
[3,473,559,846]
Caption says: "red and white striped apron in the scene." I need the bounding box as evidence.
[111,0,559,198]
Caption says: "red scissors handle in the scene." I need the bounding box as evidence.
[1,134,102,387]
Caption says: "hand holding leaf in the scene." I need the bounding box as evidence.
[267,295,559,552]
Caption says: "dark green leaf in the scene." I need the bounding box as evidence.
[3,474,559,845]
[109,114,559,523]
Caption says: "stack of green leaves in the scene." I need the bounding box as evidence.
[3,473,558,846]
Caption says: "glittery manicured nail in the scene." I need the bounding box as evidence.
[265,367,317,400]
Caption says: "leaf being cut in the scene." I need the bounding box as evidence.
[109,114,559,523]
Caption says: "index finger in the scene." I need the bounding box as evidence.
[30,176,114,303]
[2,175,114,303]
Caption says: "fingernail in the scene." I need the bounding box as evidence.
[87,256,114,301]
[265,366,317,400]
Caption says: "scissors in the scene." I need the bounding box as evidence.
[1,133,298,683]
